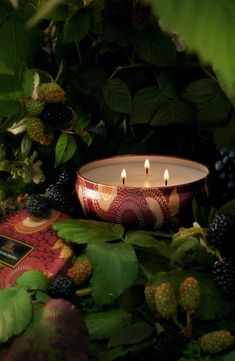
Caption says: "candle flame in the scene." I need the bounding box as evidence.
[144,159,150,174]
[121,169,126,185]
[164,169,169,186]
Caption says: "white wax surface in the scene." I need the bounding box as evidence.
[79,156,209,187]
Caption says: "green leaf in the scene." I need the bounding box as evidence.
[85,309,131,340]
[135,29,177,66]
[16,270,49,291]
[80,130,92,146]
[183,79,232,125]
[0,287,32,343]
[213,111,235,148]
[149,0,235,102]
[0,299,89,361]
[126,230,172,258]
[54,132,77,168]
[64,8,90,43]
[53,219,125,243]
[86,242,139,305]
[0,17,36,75]
[98,346,129,361]
[21,67,35,97]
[224,350,235,361]
[0,60,13,75]
[103,78,132,114]
[126,230,159,248]
[74,68,108,95]
[150,99,194,126]
[218,198,235,218]
[108,322,154,347]
[131,86,161,124]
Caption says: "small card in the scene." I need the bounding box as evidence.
[0,235,34,268]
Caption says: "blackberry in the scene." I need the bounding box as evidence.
[214,148,235,202]
[212,258,235,297]
[147,328,186,361]
[207,213,235,250]
[46,183,71,212]
[26,194,51,218]
[48,275,76,299]
[56,167,76,188]
[40,102,72,129]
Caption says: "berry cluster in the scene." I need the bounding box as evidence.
[145,277,201,320]
[214,148,235,203]
[67,259,92,285]
[26,167,77,218]
[48,274,76,300]
[24,82,73,145]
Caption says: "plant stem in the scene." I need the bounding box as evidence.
[200,65,217,81]
[76,41,82,63]
[108,63,154,80]
[75,288,92,297]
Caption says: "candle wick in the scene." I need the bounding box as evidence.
[165,179,168,186]
[146,168,149,175]
[122,178,125,186]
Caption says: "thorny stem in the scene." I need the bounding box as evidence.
[76,41,82,63]
[172,316,184,331]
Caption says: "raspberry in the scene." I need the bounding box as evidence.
[56,167,76,188]
[39,129,54,145]
[212,257,235,297]
[155,283,178,319]
[46,183,71,212]
[207,213,235,250]
[144,284,157,312]
[26,117,45,142]
[199,330,234,354]
[25,98,45,116]
[48,275,76,299]
[40,102,72,129]
[179,277,200,314]
[38,82,65,103]
[26,194,51,219]
[67,260,92,285]
[147,327,186,361]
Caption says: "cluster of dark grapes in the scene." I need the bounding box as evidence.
[214,148,235,203]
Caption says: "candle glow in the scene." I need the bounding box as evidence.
[164,169,169,186]
[144,159,150,175]
[121,169,126,185]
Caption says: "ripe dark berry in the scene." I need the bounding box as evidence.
[212,258,235,298]
[48,275,76,299]
[26,194,51,218]
[207,213,235,251]
[46,183,71,212]
[56,167,76,188]
[213,148,235,202]
[147,328,186,361]
[40,102,72,129]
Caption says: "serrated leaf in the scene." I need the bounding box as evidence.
[135,29,177,66]
[53,219,124,243]
[108,322,154,347]
[74,68,108,95]
[150,0,235,102]
[126,230,159,248]
[150,99,194,126]
[86,243,138,305]
[64,8,90,43]
[0,299,89,361]
[218,198,235,218]
[16,270,49,291]
[131,85,180,124]
[183,79,231,125]
[54,133,77,168]
[103,78,132,114]
[85,309,131,340]
[0,287,32,343]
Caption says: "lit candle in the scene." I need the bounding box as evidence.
[144,159,150,175]
[121,169,126,185]
[164,169,169,186]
